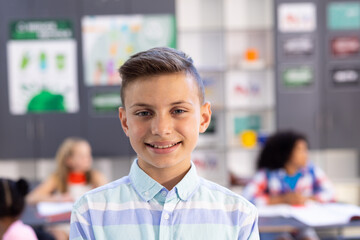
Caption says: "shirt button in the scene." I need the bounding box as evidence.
[164,213,170,220]
[161,191,167,197]
[144,191,149,196]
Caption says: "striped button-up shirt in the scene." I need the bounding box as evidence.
[70,160,259,239]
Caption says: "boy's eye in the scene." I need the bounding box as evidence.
[173,109,186,114]
[136,111,151,117]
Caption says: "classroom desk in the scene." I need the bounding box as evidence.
[259,216,306,232]
[259,216,360,240]
[22,204,71,227]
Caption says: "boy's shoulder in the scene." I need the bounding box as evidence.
[197,177,257,211]
[74,175,132,207]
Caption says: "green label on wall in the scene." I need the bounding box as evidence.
[91,92,122,114]
[283,66,313,87]
[328,2,360,30]
[10,20,73,40]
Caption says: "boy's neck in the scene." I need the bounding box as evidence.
[138,160,191,191]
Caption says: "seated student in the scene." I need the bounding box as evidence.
[0,178,38,240]
[27,137,107,204]
[70,47,259,239]
[243,130,335,240]
[27,137,107,240]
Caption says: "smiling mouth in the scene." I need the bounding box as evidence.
[145,142,181,149]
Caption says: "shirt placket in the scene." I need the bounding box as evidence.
[159,189,179,240]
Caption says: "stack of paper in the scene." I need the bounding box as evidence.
[37,202,74,217]
[258,202,360,227]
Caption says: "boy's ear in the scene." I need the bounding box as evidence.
[118,107,129,136]
[199,102,212,133]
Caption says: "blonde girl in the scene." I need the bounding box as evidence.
[27,137,107,203]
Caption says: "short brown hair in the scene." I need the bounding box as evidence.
[119,47,204,106]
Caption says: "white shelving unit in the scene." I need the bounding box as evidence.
[176,0,275,187]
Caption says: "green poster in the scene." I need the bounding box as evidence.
[7,20,78,115]
[283,66,313,87]
[328,2,360,30]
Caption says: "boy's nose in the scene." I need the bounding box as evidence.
[151,114,172,136]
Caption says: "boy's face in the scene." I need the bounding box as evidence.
[119,72,211,175]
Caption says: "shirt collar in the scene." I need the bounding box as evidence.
[129,159,200,202]
[129,159,164,201]
[175,162,200,201]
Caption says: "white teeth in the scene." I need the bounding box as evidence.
[150,143,178,149]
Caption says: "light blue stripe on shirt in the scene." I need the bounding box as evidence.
[70,159,259,240]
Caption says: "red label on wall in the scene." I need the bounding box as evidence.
[331,37,360,57]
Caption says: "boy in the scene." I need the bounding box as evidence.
[70,47,259,239]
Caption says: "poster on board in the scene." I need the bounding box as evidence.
[331,37,360,57]
[282,36,314,56]
[278,3,316,33]
[7,20,78,115]
[327,2,360,30]
[282,66,314,87]
[225,71,274,109]
[332,68,360,86]
[82,14,176,86]
[90,89,122,116]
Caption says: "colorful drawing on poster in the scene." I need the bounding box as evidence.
[91,91,122,115]
[331,37,360,57]
[278,3,316,32]
[82,14,176,86]
[226,71,272,109]
[283,37,314,56]
[7,20,79,115]
[328,2,360,30]
[283,66,313,87]
[332,68,360,86]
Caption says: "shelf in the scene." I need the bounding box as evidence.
[176,0,275,184]
[224,27,273,33]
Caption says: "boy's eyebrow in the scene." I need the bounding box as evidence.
[129,101,193,109]
[170,101,194,106]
